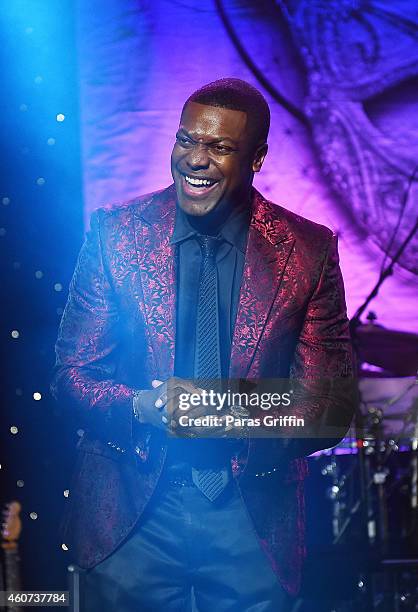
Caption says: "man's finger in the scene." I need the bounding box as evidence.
[152,379,164,388]
[155,392,167,408]
[156,389,187,414]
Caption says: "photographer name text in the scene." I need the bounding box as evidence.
[178,414,304,428]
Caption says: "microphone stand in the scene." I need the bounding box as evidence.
[351,166,418,328]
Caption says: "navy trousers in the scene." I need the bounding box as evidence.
[81,475,290,611]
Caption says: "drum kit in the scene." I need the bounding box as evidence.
[302,313,418,612]
[308,315,418,608]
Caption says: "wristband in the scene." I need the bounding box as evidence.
[132,389,147,423]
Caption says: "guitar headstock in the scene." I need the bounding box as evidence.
[1,501,22,551]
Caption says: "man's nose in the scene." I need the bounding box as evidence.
[186,143,210,169]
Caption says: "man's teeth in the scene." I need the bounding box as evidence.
[184,175,215,187]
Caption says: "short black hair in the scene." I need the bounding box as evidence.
[184,78,270,146]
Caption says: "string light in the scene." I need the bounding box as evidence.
[33,392,42,401]
[10,426,18,435]
[30,512,38,520]
[11,330,20,339]
[56,113,65,122]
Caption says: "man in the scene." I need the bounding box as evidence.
[51,78,354,611]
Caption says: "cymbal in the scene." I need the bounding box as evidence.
[353,323,418,377]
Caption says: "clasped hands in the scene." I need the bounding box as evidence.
[135,377,235,438]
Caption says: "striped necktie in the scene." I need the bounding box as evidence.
[192,235,230,502]
[194,235,222,381]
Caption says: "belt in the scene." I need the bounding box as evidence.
[161,461,232,488]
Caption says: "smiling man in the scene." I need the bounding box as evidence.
[52,78,354,611]
[172,98,267,222]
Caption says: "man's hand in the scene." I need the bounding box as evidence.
[134,377,204,432]
[134,378,232,437]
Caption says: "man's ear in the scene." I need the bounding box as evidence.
[252,143,268,173]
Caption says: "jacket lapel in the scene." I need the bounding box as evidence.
[229,190,295,378]
[134,186,177,380]
[133,186,294,381]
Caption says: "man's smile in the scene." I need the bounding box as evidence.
[179,171,221,199]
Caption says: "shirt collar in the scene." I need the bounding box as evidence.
[170,203,250,254]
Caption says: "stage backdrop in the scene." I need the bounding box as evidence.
[75,0,418,334]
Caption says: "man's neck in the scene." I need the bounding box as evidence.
[186,192,251,236]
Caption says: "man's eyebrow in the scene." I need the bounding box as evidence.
[176,129,238,146]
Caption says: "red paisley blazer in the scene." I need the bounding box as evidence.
[51,184,354,596]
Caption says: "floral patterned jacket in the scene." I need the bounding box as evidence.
[51,184,354,596]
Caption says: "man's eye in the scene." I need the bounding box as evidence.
[213,145,233,153]
[177,136,192,146]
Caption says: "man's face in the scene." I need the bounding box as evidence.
[171,101,267,218]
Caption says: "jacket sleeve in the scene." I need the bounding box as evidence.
[50,208,136,451]
[286,232,357,457]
